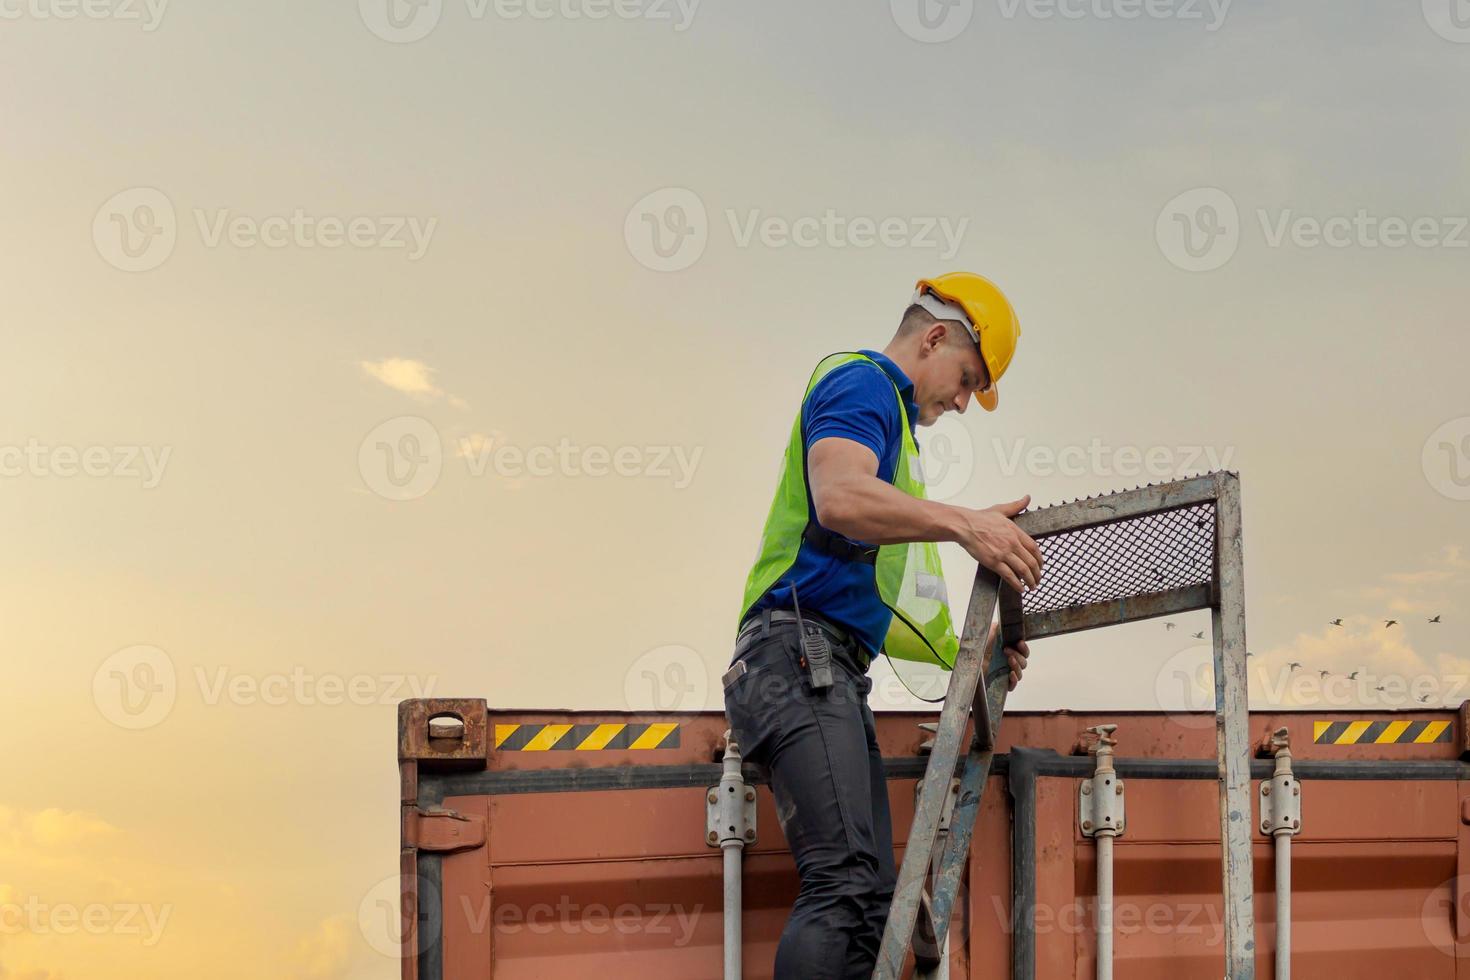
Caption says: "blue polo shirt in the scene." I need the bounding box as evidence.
[751,349,920,658]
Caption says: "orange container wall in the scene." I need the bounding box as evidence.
[400,703,1470,980]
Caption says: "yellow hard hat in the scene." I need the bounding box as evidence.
[914,272,1021,412]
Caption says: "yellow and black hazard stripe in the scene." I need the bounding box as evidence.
[1313,719,1452,745]
[494,722,679,751]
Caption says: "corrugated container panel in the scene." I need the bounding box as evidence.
[399,701,1470,979]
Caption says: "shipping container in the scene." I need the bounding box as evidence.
[397,697,1470,979]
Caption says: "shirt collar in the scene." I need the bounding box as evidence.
[859,349,920,433]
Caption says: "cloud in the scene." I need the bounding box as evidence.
[289,915,352,980]
[1250,615,1464,708]
[359,358,442,399]
[360,358,470,410]
[0,806,118,850]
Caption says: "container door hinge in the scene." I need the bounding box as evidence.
[404,807,486,853]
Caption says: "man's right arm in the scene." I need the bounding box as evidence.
[808,436,1043,593]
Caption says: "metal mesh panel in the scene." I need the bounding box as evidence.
[1021,502,1216,616]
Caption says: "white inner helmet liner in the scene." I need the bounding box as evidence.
[911,289,980,347]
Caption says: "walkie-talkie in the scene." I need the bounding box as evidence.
[790,583,834,691]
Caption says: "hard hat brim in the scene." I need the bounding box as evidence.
[976,385,999,412]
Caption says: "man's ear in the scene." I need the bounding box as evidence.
[923,321,949,355]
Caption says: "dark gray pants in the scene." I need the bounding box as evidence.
[722,618,896,980]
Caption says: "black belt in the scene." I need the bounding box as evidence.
[733,608,870,672]
[802,522,878,565]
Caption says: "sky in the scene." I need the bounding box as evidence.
[2,1,1469,976]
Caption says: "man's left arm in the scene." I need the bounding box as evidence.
[986,620,1029,692]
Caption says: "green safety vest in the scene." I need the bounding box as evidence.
[738,352,960,670]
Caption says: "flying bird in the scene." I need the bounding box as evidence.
[1318,670,1330,679]
[1375,685,1387,693]
[1246,651,1255,658]
[1165,622,1176,631]
[1346,671,1359,680]
[1192,631,1205,639]
[1429,615,1442,623]
[1329,618,1343,627]
[1417,695,1431,703]
[1384,620,1398,628]
[1287,662,1302,672]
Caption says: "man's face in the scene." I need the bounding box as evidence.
[912,323,990,426]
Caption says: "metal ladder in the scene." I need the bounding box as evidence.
[871,567,1011,980]
[871,471,1257,979]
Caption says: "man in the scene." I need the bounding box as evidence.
[722,272,1042,979]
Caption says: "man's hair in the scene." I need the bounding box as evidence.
[897,303,970,346]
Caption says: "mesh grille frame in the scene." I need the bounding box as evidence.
[1022,501,1217,617]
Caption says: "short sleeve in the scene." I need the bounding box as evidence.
[802,361,900,466]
